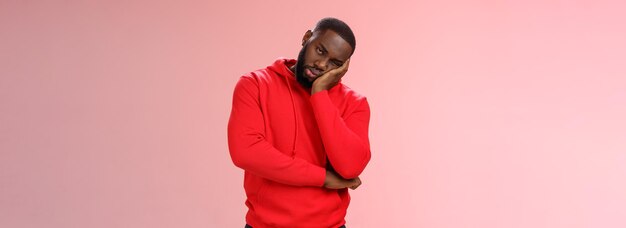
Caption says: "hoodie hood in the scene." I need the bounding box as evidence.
[268,58,297,81]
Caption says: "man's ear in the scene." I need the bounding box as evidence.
[301,30,312,46]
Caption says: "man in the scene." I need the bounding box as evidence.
[228,17,371,228]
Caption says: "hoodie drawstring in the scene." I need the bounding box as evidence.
[283,74,299,156]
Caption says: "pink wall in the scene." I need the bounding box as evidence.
[1,1,625,227]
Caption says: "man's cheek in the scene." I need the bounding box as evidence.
[326,66,339,73]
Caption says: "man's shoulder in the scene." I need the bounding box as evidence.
[241,67,269,79]
[238,66,279,85]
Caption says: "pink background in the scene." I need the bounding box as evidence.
[2,1,625,227]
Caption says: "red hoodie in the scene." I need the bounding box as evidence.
[228,58,371,228]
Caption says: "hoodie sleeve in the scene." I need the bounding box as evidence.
[228,76,326,187]
[310,90,371,179]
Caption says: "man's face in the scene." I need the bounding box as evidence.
[295,29,353,88]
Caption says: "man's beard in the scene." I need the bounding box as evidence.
[294,44,314,88]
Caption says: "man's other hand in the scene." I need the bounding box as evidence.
[323,170,362,190]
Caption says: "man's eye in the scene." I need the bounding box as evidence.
[316,47,323,54]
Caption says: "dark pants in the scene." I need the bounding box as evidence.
[245,225,346,228]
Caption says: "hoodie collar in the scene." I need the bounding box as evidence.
[268,58,297,80]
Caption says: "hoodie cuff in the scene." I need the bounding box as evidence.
[307,164,327,187]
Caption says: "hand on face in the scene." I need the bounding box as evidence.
[311,59,350,95]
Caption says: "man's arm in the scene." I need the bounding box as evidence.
[228,76,326,187]
[310,91,371,179]
[309,59,371,179]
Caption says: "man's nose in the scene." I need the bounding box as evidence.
[314,58,329,71]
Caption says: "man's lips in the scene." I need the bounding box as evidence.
[305,67,322,79]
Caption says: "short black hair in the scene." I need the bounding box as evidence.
[313,17,356,55]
